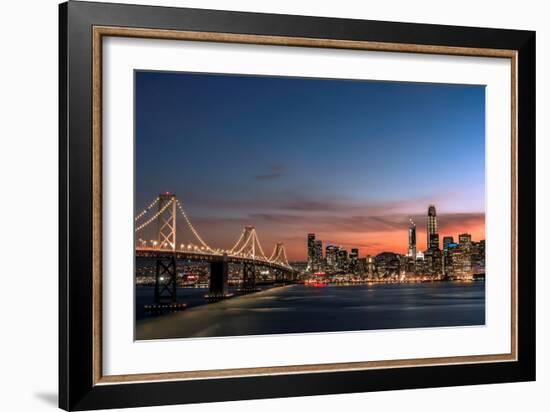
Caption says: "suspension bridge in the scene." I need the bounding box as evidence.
[135,193,296,304]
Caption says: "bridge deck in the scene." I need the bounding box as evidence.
[135,248,295,272]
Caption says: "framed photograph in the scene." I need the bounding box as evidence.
[59,1,535,410]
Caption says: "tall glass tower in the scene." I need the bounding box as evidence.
[408,218,417,258]
[427,205,439,250]
[307,233,316,270]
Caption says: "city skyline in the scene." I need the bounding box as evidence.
[305,203,484,264]
[136,71,485,260]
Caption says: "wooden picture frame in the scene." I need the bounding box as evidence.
[59,1,535,410]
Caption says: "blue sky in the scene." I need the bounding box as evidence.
[135,71,485,259]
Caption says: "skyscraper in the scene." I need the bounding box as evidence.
[349,248,359,273]
[337,247,348,270]
[408,218,417,258]
[307,233,316,270]
[427,205,439,250]
[314,240,323,270]
[442,236,455,277]
[443,236,454,250]
[326,245,338,268]
[458,233,472,244]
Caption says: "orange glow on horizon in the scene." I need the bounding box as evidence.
[282,219,486,261]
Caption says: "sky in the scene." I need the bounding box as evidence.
[135,71,485,261]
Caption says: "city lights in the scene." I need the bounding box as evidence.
[135,194,292,270]
[134,195,484,283]
[303,204,485,284]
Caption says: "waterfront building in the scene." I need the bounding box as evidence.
[350,248,359,273]
[337,247,348,270]
[313,239,323,270]
[365,255,375,277]
[374,252,401,277]
[289,261,308,273]
[427,205,438,249]
[429,233,440,251]
[450,245,473,279]
[423,248,442,275]
[356,257,367,276]
[442,237,455,277]
[326,245,338,269]
[459,233,472,245]
[408,218,417,258]
[441,238,484,280]
[307,233,316,271]
[415,252,427,275]
[471,240,486,274]
[443,242,459,276]
[443,236,454,250]
[404,255,416,273]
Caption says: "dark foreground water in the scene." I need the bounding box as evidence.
[135,282,485,340]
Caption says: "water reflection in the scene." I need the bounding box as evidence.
[136,282,485,340]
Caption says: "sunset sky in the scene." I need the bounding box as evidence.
[135,71,485,261]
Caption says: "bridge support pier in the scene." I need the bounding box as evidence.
[241,262,256,292]
[274,269,286,284]
[208,255,229,299]
[154,256,177,304]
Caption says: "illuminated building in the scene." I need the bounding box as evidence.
[442,237,455,277]
[471,240,485,274]
[337,247,348,270]
[365,255,375,277]
[307,233,316,270]
[427,205,439,250]
[459,233,472,245]
[443,242,458,276]
[443,236,454,250]
[442,238,485,280]
[415,251,426,274]
[349,248,359,273]
[450,245,472,279]
[374,252,401,277]
[429,233,440,251]
[423,248,442,275]
[349,248,359,272]
[313,239,323,270]
[408,218,417,258]
[326,245,338,269]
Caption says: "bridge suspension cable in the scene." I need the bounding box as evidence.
[230,227,270,261]
[135,199,173,233]
[279,246,290,267]
[268,245,277,261]
[175,199,214,252]
[134,196,160,221]
[250,229,269,261]
[269,243,290,267]
[229,228,248,254]
[135,194,292,270]
[232,228,254,256]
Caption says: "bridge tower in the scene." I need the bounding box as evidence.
[241,262,256,292]
[157,193,177,250]
[154,256,177,304]
[208,254,229,300]
[154,193,177,304]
